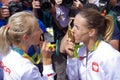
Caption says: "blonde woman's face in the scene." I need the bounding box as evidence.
[29,22,43,45]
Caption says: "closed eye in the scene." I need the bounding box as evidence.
[74,25,80,30]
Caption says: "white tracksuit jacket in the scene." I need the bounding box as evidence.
[67,41,120,80]
[1,49,55,80]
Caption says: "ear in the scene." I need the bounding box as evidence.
[89,29,97,37]
[22,34,29,42]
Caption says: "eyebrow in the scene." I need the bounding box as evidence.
[74,25,79,29]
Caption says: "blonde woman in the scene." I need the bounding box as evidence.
[0,11,55,80]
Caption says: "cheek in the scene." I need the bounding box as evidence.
[74,30,89,43]
[73,30,82,42]
[75,34,88,43]
[73,28,83,37]
[36,33,41,42]
[33,33,41,44]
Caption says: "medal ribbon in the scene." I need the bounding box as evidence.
[12,46,42,64]
[79,37,101,60]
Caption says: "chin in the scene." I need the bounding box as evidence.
[75,40,81,44]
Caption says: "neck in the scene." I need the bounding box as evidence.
[14,43,29,53]
[85,37,98,54]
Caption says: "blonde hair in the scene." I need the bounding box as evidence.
[0,11,38,54]
[103,15,114,42]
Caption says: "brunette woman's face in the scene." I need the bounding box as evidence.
[72,14,90,43]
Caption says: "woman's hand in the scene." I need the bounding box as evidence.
[40,42,52,65]
[60,32,75,58]
[71,0,83,10]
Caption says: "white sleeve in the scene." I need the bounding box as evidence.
[103,52,120,80]
[22,64,55,80]
[42,64,55,80]
[66,58,80,80]
[21,65,43,80]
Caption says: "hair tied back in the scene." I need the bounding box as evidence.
[6,24,10,30]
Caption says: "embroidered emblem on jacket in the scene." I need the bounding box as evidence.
[92,62,99,72]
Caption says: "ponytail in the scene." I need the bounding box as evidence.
[0,26,10,55]
[103,15,114,42]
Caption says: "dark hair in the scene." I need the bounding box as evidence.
[83,3,100,11]
[8,1,23,15]
[50,0,73,8]
[78,9,114,42]
[40,0,52,11]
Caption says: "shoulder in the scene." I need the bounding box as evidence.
[21,63,42,80]
[2,49,41,79]
[95,41,120,71]
[97,41,120,54]
[96,41,120,62]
